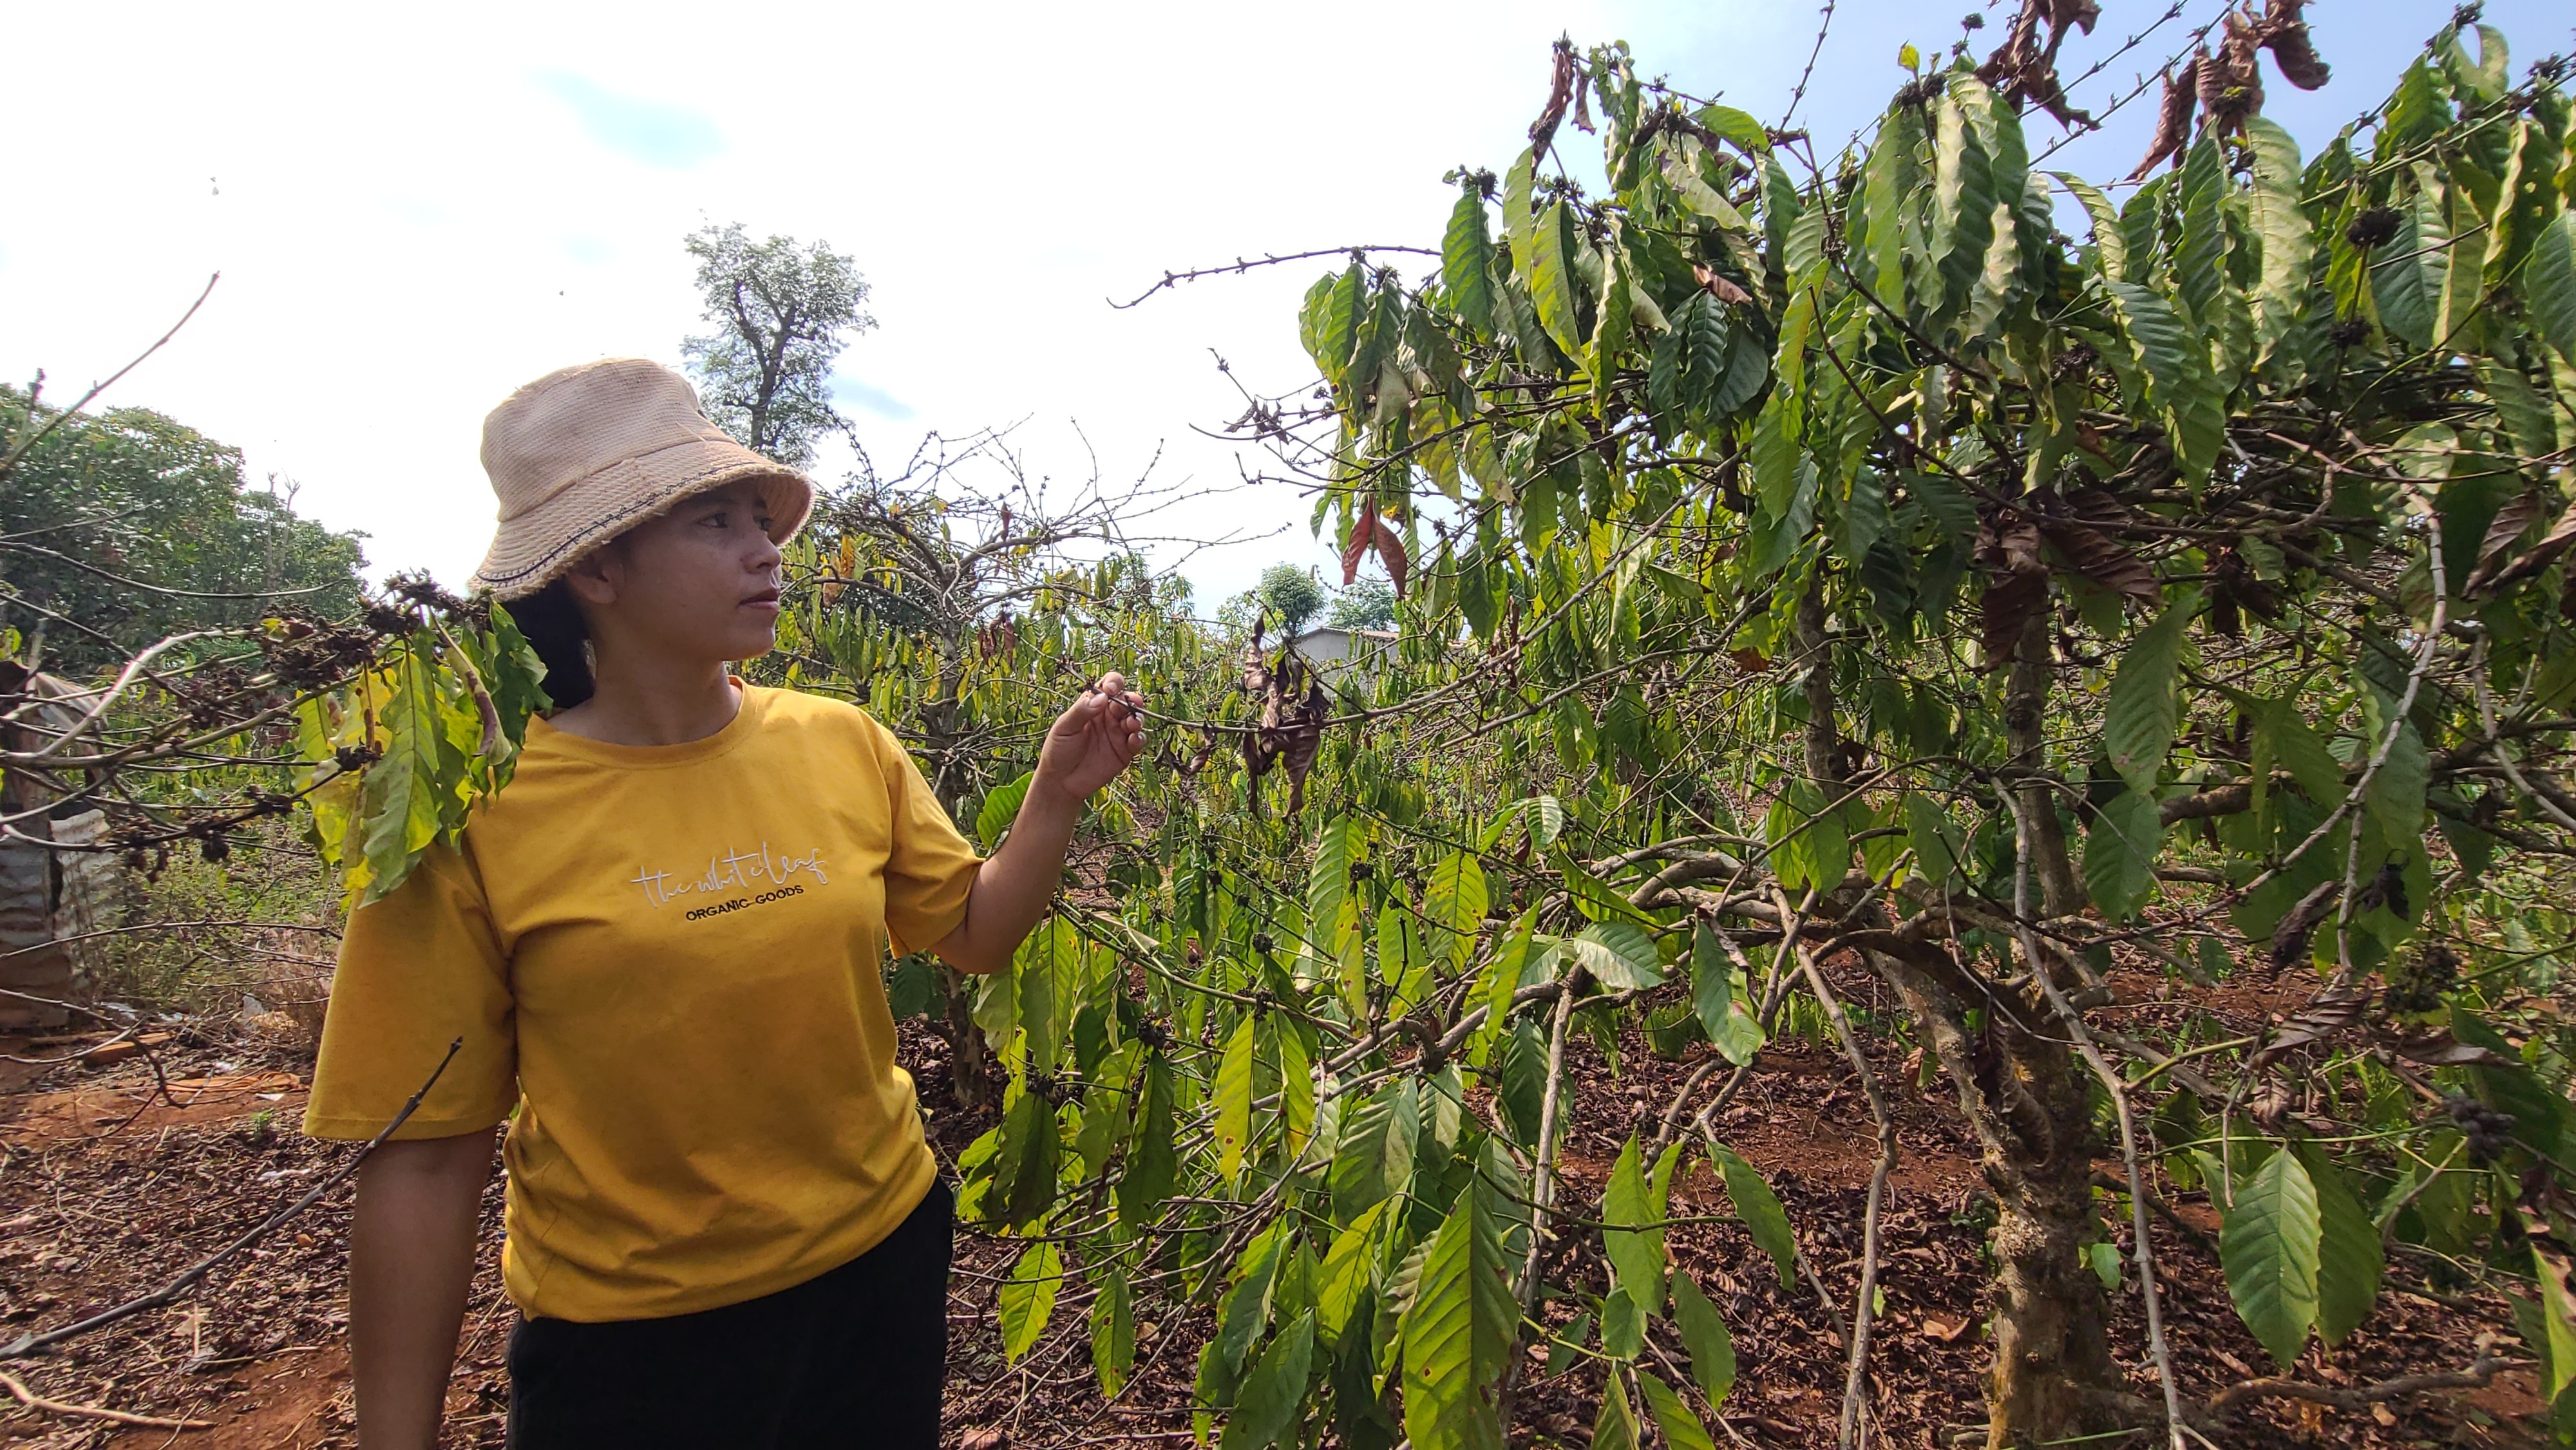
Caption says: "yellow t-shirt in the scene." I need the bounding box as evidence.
[303,679,981,1323]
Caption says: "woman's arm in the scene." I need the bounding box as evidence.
[931,672,1146,975]
[350,1127,497,1450]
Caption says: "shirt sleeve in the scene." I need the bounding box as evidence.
[302,842,518,1141]
[869,714,984,957]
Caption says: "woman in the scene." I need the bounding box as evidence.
[302,357,1144,1449]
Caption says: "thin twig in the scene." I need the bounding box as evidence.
[1109,246,1440,310]
[0,274,219,485]
[1778,0,1838,129]
[0,1369,212,1431]
[1513,983,1582,1318]
[2207,1334,2506,1412]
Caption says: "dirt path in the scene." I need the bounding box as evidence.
[0,988,2545,1448]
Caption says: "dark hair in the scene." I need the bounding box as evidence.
[507,578,595,711]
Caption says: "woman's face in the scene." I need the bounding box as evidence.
[564,478,786,668]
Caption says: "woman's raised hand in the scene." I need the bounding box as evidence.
[1034,673,1147,803]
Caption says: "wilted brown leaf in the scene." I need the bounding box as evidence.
[1691,263,1754,306]
[2130,56,2199,179]
[2386,1031,2510,1068]
[2267,878,2340,972]
[2210,547,2280,637]
[2038,518,2161,607]
[1975,509,2050,666]
[2259,0,2331,89]
[2201,15,2266,133]
[2472,498,2576,596]
[1342,498,1378,587]
[1530,38,1577,154]
[2249,983,2371,1068]
[2463,490,2545,596]
[1280,679,1329,816]
[1375,514,1410,598]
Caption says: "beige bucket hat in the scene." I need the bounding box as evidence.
[466,358,815,601]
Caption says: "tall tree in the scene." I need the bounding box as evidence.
[1255,563,1326,636]
[681,222,874,466]
[1326,576,1397,630]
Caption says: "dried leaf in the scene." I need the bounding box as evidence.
[2201,16,2265,133]
[1691,263,1754,306]
[2267,878,2341,972]
[2387,1032,2510,1068]
[2212,547,2281,632]
[2037,517,2161,607]
[2350,860,2409,919]
[2049,0,2099,36]
[1342,498,1378,587]
[1374,516,1410,598]
[1975,509,2050,666]
[2259,0,2330,89]
[1978,0,2093,128]
[2464,491,2544,596]
[2132,57,2201,179]
[2476,500,2576,596]
[1280,680,1329,816]
[2250,984,2372,1068]
[1530,38,1577,153]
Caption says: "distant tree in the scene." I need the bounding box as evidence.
[0,387,368,672]
[681,223,873,466]
[1324,576,1396,630]
[1254,563,1325,636]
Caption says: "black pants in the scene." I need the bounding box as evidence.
[506,1179,953,1448]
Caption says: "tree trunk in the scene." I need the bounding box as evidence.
[2005,614,2083,916]
[1795,572,1844,788]
[1983,1022,2122,1448]
[1869,955,2125,1447]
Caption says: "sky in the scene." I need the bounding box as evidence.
[3,0,2566,610]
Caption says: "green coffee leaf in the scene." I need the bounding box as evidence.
[1401,1191,1514,1450]
[1635,1369,1719,1450]
[999,1239,1063,1363]
[1709,1142,1797,1288]
[976,770,1032,850]
[1092,1265,1135,1396]
[2298,1142,2383,1346]
[1670,1271,1737,1405]
[1219,1312,1315,1450]
[1602,1135,1668,1317]
[2221,1147,2321,1369]
[2103,592,2197,791]
[2082,788,2163,921]
[1217,1016,1258,1183]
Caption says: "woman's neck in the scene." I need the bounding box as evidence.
[547,658,741,747]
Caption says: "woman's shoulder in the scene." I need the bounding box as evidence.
[746,684,900,752]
